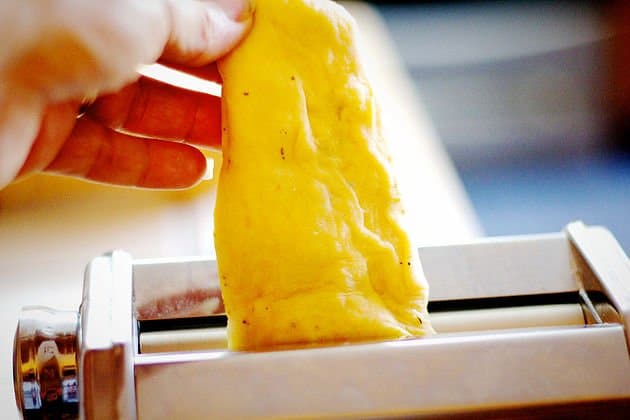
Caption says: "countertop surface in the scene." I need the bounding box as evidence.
[0,3,479,417]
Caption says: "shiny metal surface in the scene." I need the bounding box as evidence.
[79,251,136,420]
[567,221,630,352]
[134,325,630,419]
[138,304,588,354]
[11,223,630,418]
[13,307,79,419]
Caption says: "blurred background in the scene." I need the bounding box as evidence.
[368,0,630,251]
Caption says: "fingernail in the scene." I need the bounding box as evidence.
[213,0,255,22]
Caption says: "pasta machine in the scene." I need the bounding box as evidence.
[13,221,630,418]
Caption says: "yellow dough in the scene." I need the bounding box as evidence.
[215,0,432,350]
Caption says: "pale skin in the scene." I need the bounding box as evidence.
[0,0,253,190]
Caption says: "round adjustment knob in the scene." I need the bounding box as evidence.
[14,306,79,419]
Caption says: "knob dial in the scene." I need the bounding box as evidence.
[14,307,79,419]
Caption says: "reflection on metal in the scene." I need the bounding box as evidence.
[14,307,79,419]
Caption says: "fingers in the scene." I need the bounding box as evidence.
[87,76,222,148]
[159,0,254,67]
[17,101,80,178]
[2,0,253,190]
[45,117,207,189]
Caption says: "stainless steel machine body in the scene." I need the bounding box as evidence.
[13,222,630,418]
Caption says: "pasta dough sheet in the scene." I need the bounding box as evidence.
[215,0,432,350]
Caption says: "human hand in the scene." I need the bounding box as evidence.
[0,0,253,190]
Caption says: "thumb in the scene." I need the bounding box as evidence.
[0,94,43,190]
[159,0,254,67]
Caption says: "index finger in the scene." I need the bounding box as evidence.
[87,76,222,149]
[46,116,207,189]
